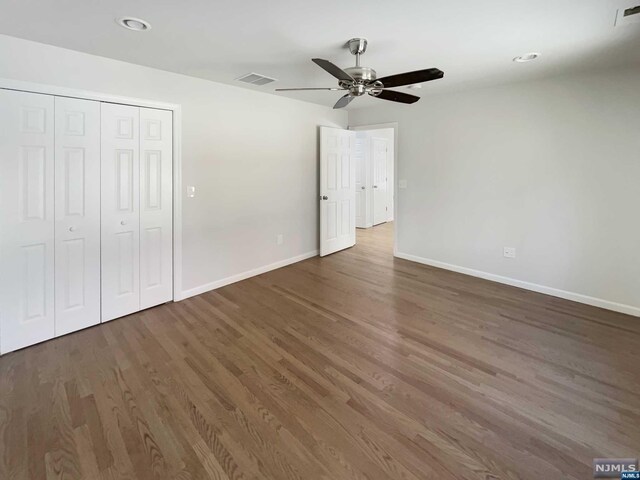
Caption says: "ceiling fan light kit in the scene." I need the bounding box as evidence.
[276,37,444,108]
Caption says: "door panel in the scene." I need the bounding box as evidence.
[54,96,101,336]
[320,127,355,256]
[101,103,140,321]
[354,134,374,229]
[0,89,55,353]
[372,137,389,226]
[116,231,135,294]
[354,137,365,228]
[140,108,173,309]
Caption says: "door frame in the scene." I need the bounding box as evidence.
[0,77,185,301]
[349,122,398,255]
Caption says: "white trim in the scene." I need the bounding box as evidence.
[395,252,640,317]
[180,250,319,300]
[0,77,184,303]
[349,122,399,255]
[0,78,178,110]
[171,107,183,301]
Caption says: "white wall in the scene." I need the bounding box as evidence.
[0,34,347,297]
[349,67,640,315]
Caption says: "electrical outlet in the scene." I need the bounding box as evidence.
[187,185,196,198]
[398,179,408,189]
[503,247,516,258]
[276,234,284,246]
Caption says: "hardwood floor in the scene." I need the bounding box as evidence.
[1,222,639,480]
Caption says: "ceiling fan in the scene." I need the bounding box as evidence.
[276,38,444,109]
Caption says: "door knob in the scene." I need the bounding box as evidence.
[120,220,126,225]
[320,195,328,200]
[68,226,76,232]
[361,186,365,190]
[373,185,378,189]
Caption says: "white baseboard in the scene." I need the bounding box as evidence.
[178,250,318,300]
[395,252,640,318]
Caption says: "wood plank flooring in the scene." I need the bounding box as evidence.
[1,222,639,479]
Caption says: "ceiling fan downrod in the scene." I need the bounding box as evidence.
[348,37,367,67]
[341,37,377,88]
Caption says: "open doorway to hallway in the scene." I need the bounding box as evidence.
[353,128,394,229]
[351,123,396,254]
[318,123,397,258]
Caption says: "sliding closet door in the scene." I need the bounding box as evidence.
[0,90,55,353]
[101,103,140,322]
[54,97,101,336]
[140,108,173,309]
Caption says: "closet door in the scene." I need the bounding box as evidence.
[101,103,140,322]
[140,108,173,309]
[0,90,55,353]
[54,97,101,336]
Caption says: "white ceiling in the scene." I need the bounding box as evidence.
[1,0,639,109]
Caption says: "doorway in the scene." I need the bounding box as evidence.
[318,123,397,258]
[352,127,394,230]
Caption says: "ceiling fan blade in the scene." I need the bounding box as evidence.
[375,68,444,88]
[275,87,347,91]
[372,89,420,104]
[333,94,354,109]
[312,58,354,83]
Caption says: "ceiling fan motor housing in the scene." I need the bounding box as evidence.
[340,66,377,95]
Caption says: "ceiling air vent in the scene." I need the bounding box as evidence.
[236,73,277,86]
[615,4,640,26]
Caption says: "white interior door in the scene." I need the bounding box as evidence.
[54,96,101,335]
[101,103,140,322]
[139,108,173,309]
[372,136,389,226]
[354,135,369,228]
[320,126,355,256]
[0,89,55,353]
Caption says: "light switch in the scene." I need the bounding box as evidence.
[187,185,196,198]
[398,179,408,189]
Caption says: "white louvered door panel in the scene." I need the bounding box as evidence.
[0,89,55,353]
[139,108,173,309]
[54,96,101,336]
[101,103,140,322]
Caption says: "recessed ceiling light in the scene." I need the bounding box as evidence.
[513,52,540,63]
[116,17,151,32]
